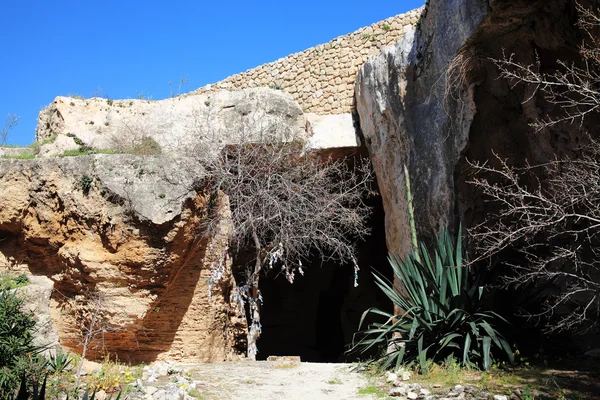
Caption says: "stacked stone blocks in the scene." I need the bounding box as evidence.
[193,8,422,114]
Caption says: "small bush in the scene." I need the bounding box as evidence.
[80,175,93,196]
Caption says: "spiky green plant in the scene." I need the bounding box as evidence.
[352,227,514,373]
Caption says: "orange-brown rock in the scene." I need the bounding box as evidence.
[0,155,245,363]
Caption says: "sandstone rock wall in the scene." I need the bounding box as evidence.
[193,9,422,114]
[0,156,244,362]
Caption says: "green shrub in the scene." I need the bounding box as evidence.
[0,289,45,399]
[353,227,514,373]
[0,274,29,290]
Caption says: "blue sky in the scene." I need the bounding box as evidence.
[0,1,424,145]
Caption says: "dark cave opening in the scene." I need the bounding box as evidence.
[256,193,391,362]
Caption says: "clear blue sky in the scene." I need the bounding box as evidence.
[1,0,424,146]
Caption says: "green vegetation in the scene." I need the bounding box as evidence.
[59,148,91,157]
[0,273,29,290]
[106,99,113,106]
[80,175,93,196]
[353,165,511,373]
[382,23,391,31]
[353,227,513,373]
[357,383,390,398]
[4,152,36,160]
[0,280,44,399]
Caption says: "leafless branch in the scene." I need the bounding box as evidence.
[471,3,600,333]
[1,113,19,146]
[491,3,600,132]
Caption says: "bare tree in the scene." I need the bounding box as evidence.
[202,140,375,358]
[469,3,600,333]
[73,291,137,385]
[1,114,19,146]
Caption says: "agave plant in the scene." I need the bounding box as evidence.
[47,350,73,374]
[352,226,514,372]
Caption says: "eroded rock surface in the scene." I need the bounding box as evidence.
[13,275,61,357]
[0,156,243,362]
[355,0,487,255]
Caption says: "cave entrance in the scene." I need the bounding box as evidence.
[256,193,391,362]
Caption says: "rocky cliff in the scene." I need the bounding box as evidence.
[0,155,243,362]
[355,0,588,254]
[2,0,591,362]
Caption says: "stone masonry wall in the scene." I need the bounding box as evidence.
[193,8,422,114]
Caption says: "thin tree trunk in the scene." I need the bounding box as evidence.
[247,219,262,360]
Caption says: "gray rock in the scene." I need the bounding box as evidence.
[355,0,488,256]
[390,385,408,396]
[584,348,600,359]
[144,386,158,395]
[408,392,419,400]
[305,113,360,149]
[493,396,508,400]
[14,275,61,357]
[36,89,307,156]
[389,387,409,398]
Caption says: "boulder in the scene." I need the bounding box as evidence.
[36,88,308,157]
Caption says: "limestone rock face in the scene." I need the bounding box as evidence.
[356,0,583,257]
[0,156,243,362]
[36,88,307,157]
[14,275,61,357]
[355,0,488,255]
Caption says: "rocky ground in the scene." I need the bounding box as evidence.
[103,360,526,400]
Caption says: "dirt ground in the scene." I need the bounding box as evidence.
[151,360,377,399]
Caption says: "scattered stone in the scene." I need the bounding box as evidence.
[145,386,158,395]
[420,388,432,396]
[454,385,464,392]
[389,387,409,397]
[493,396,508,400]
[387,372,399,382]
[407,392,419,400]
[390,385,408,396]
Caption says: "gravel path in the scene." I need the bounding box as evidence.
[139,360,378,399]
